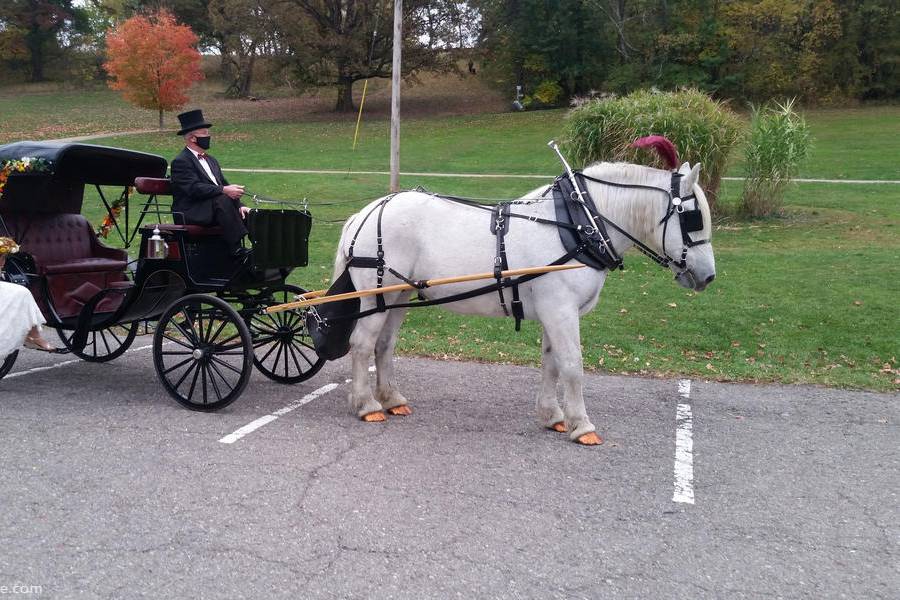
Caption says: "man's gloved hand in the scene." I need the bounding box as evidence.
[239,206,251,219]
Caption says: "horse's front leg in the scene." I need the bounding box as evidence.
[541,311,602,445]
[348,311,390,422]
[536,332,566,432]
[375,306,411,416]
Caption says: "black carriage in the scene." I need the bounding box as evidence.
[0,141,324,409]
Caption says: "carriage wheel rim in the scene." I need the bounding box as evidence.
[154,294,252,411]
[244,285,325,384]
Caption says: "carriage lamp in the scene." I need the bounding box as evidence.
[147,227,169,260]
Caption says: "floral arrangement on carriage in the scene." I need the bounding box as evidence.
[96,189,132,238]
[0,157,52,197]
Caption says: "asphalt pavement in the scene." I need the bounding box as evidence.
[1,341,896,599]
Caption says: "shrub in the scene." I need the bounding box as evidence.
[740,99,811,217]
[533,80,564,105]
[562,88,745,213]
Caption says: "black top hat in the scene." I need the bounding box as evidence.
[176,109,212,136]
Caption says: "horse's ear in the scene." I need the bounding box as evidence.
[685,163,702,187]
[679,161,692,174]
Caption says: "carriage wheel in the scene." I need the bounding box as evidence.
[0,351,18,380]
[57,322,139,363]
[154,294,253,411]
[243,284,326,384]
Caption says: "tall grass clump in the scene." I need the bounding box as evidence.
[563,89,745,213]
[740,100,811,217]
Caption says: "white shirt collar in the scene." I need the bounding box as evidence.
[186,146,218,184]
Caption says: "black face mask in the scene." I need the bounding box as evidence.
[195,136,211,150]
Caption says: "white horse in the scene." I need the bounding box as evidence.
[332,160,715,445]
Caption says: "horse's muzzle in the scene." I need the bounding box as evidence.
[675,270,715,292]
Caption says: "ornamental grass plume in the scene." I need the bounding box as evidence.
[740,99,811,217]
[562,89,745,214]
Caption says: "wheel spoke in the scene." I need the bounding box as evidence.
[250,315,279,334]
[196,308,206,343]
[163,356,195,375]
[209,354,243,376]
[215,339,245,352]
[252,335,277,348]
[206,362,223,402]
[295,339,317,352]
[201,360,208,404]
[174,361,198,391]
[179,309,201,343]
[171,319,198,346]
[205,317,229,345]
[286,341,304,374]
[162,333,194,350]
[99,330,112,356]
[258,340,279,364]
[207,359,236,393]
[160,350,194,356]
[290,340,316,367]
[270,340,285,372]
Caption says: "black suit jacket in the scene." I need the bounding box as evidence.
[170,147,241,224]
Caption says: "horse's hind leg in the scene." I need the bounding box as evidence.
[374,306,411,416]
[537,332,566,432]
[348,311,392,422]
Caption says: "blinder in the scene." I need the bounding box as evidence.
[660,171,708,269]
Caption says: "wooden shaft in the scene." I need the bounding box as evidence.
[265,263,585,314]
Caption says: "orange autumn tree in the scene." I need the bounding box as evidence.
[104,10,203,130]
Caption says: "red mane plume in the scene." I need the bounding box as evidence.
[630,135,679,170]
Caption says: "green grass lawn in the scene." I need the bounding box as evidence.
[5,93,898,391]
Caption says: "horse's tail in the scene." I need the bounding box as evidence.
[332,213,358,282]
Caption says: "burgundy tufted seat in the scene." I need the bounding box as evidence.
[3,213,127,273]
[2,213,129,318]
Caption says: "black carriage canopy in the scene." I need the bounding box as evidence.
[0,141,168,214]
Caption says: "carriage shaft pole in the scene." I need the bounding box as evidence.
[265,263,585,314]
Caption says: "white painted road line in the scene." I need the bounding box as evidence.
[5,343,156,379]
[673,379,695,504]
[219,382,341,444]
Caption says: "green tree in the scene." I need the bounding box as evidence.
[1,0,86,82]
[209,0,277,97]
[266,0,454,112]
[476,0,612,99]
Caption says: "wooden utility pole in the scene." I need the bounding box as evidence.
[389,0,402,192]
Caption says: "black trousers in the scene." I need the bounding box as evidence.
[184,195,248,249]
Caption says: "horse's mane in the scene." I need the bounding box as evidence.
[581,162,671,240]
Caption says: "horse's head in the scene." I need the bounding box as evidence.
[664,161,716,292]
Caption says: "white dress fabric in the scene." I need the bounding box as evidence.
[0,281,45,358]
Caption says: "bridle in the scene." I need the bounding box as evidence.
[577,170,710,273]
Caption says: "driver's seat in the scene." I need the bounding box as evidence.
[134,177,223,234]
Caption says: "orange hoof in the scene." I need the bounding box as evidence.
[576,432,603,446]
[387,405,412,416]
[361,411,386,422]
[549,421,568,433]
